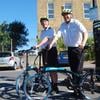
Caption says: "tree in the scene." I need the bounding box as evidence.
[0,22,11,51]
[8,21,29,51]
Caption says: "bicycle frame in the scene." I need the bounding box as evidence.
[23,47,100,100]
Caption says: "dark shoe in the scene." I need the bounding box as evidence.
[53,86,59,93]
[70,92,77,97]
[50,86,59,95]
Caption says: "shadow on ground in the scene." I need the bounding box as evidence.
[0,83,19,100]
[0,82,100,100]
[0,73,100,100]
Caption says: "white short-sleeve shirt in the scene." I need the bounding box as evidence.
[57,19,87,47]
[40,27,56,49]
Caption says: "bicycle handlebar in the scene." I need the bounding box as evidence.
[18,47,38,54]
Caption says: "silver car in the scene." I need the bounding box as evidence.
[0,52,21,70]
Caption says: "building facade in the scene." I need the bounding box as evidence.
[37,0,100,35]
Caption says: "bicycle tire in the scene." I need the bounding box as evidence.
[16,72,26,98]
[24,73,51,100]
[16,66,37,98]
[80,73,100,99]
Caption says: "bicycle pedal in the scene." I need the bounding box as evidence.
[33,85,45,92]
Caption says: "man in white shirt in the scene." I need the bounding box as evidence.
[49,9,88,98]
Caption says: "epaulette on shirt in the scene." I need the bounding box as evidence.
[48,27,51,29]
[41,27,52,32]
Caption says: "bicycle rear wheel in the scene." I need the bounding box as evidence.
[24,74,51,100]
[80,73,100,99]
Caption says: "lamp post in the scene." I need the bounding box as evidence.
[11,38,13,52]
[91,0,100,74]
[61,5,64,12]
[61,5,64,23]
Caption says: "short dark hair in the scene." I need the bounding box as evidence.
[40,17,49,23]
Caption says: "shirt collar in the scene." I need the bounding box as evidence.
[44,26,50,30]
[65,18,73,24]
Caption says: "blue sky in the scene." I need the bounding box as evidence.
[0,0,37,50]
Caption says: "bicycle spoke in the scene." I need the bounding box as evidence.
[16,74,25,98]
[80,73,100,98]
[24,74,51,100]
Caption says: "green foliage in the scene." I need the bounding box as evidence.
[8,21,29,50]
[0,22,11,51]
[57,37,66,51]
[0,21,29,51]
[36,35,41,44]
[84,37,95,61]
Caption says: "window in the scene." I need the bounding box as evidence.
[0,52,11,57]
[83,3,91,19]
[64,3,72,10]
[48,3,54,19]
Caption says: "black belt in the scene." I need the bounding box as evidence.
[68,47,78,49]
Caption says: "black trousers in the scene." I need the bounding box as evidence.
[42,47,58,67]
[68,47,84,73]
[68,47,84,84]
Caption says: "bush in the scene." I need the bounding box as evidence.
[84,37,95,61]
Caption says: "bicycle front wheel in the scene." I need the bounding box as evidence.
[16,73,26,98]
[24,74,51,100]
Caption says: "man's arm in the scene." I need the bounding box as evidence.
[49,34,59,49]
[36,37,49,48]
[79,31,88,49]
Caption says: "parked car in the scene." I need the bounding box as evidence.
[0,52,21,70]
[58,50,69,66]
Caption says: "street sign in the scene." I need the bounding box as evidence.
[89,7,98,21]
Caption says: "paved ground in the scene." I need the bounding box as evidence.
[83,61,95,69]
[0,61,100,100]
